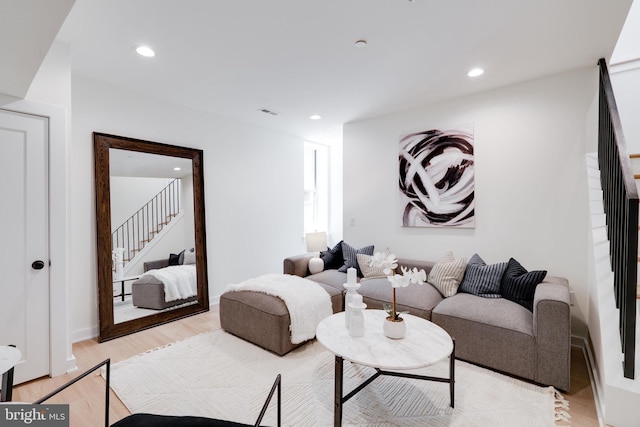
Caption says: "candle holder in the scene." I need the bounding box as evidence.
[343,282,361,328]
[348,301,367,337]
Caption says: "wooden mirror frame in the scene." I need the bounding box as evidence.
[94,132,209,342]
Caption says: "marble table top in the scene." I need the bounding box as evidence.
[316,310,453,370]
[0,346,21,376]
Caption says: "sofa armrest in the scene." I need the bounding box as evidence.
[283,254,313,277]
[532,276,571,391]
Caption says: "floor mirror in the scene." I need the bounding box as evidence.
[94,133,209,341]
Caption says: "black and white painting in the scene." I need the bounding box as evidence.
[398,125,475,228]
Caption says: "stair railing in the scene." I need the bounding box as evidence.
[598,58,637,379]
[112,179,181,266]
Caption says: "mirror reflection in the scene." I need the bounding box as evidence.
[109,149,197,324]
[94,133,208,342]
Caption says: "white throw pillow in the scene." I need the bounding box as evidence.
[183,248,196,265]
[427,251,467,297]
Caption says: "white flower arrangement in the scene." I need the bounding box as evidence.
[369,251,426,321]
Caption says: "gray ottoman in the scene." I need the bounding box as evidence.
[131,279,198,310]
[220,282,342,356]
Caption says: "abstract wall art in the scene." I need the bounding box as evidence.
[398,125,475,228]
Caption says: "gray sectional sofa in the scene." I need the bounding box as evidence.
[283,253,571,391]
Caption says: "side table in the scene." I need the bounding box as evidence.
[113,275,140,301]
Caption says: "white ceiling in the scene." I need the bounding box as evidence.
[5,1,635,144]
[110,148,193,179]
[612,0,640,64]
[0,0,75,98]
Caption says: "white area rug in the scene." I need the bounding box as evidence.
[109,329,568,426]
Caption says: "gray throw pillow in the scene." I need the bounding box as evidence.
[459,253,507,298]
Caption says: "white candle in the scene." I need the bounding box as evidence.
[347,267,357,284]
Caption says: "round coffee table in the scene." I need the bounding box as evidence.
[0,345,21,402]
[316,310,455,426]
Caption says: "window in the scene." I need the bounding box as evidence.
[304,141,329,234]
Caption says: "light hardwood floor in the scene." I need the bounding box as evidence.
[12,307,602,426]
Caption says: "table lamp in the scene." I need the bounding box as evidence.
[306,231,327,274]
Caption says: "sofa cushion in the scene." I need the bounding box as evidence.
[358,279,443,320]
[320,240,344,270]
[427,251,467,297]
[307,269,347,293]
[500,258,547,311]
[458,253,507,298]
[432,293,535,379]
[338,242,374,276]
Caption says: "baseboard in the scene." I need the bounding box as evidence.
[66,354,78,374]
[571,335,605,427]
[71,326,99,344]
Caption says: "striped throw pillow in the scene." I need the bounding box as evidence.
[357,247,392,280]
[338,242,374,277]
[427,251,467,297]
[459,253,507,298]
[500,258,547,311]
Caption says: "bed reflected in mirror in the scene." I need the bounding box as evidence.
[110,149,198,325]
[94,133,209,341]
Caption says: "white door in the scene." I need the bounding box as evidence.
[0,109,50,384]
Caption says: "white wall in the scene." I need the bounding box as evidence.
[110,176,173,229]
[343,67,598,337]
[611,66,640,154]
[122,214,190,277]
[70,75,307,339]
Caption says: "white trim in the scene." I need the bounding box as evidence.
[0,95,75,376]
[609,57,640,74]
[571,336,605,427]
[71,326,99,344]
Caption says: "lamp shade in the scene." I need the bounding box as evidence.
[305,231,327,253]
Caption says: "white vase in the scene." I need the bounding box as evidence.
[348,302,366,337]
[383,317,406,339]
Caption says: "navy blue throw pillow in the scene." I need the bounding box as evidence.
[169,250,185,266]
[500,258,547,311]
[320,240,344,270]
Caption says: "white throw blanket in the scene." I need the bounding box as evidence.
[224,274,333,344]
[141,265,197,302]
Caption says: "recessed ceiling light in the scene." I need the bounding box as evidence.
[174,167,181,171]
[468,68,484,77]
[354,40,367,48]
[136,46,155,57]
[309,115,322,120]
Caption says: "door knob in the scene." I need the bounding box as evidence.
[32,260,45,270]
